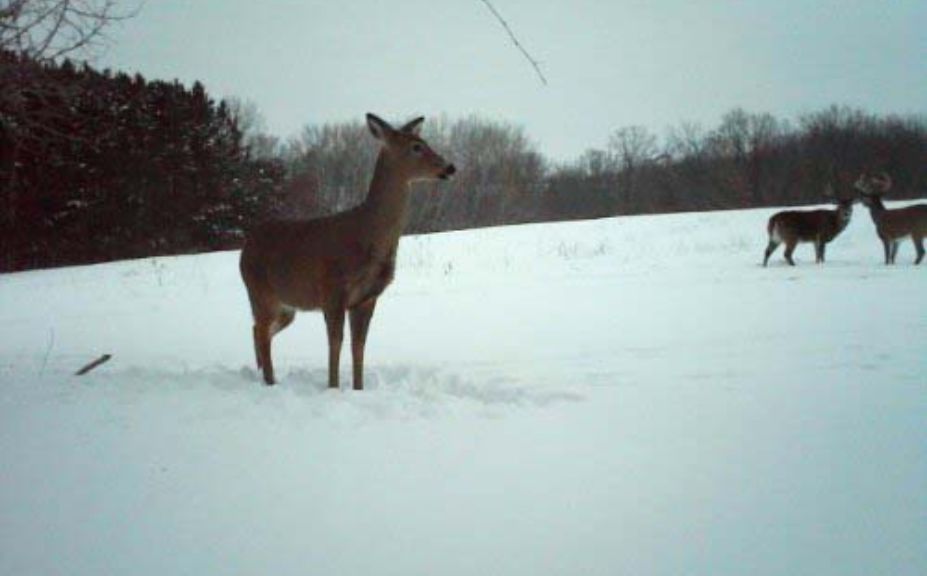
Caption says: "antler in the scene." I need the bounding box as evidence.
[872,172,892,194]
[853,171,891,196]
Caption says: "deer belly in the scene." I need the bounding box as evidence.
[273,279,322,310]
[878,222,911,241]
[772,225,815,243]
[264,265,324,310]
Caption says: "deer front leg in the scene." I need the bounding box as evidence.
[253,324,264,371]
[323,302,346,389]
[913,235,924,265]
[814,240,824,263]
[784,241,797,266]
[882,238,892,265]
[349,298,377,391]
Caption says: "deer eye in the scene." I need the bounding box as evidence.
[411,142,424,155]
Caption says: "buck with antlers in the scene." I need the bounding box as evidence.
[854,172,927,265]
[239,113,456,388]
[762,185,856,266]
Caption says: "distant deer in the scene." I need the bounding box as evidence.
[239,113,456,388]
[854,172,927,265]
[762,185,855,266]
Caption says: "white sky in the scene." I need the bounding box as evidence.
[98,0,927,161]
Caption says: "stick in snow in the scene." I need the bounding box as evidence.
[75,354,112,376]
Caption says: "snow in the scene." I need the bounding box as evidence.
[1,205,925,575]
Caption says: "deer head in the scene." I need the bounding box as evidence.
[366,113,456,182]
[854,172,892,195]
[854,172,893,207]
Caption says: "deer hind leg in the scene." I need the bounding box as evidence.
[245,294,281,384]
[272,307,296,337]
[323,301,346,389]
[242,262,282,384]
[763,240,780,267]
[882,239,892,265]
[248,305,299,385]
[913,235,925,265]
[784,241,797,266]
[253,317,276,385]
[349,298,377,391]
[814,240,825,264]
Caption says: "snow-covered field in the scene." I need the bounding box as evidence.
[1,205,925,575]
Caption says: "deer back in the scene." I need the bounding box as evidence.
[876,204,927,239]
[769,208,843,243]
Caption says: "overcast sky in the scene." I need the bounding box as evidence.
[98,0,927,160]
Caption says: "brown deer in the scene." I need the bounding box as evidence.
[854,172,927,265]
[762,185,855,266]
[239,113,455,388]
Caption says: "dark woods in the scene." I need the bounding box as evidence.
[2,52,926,272]
[0,51,282,271]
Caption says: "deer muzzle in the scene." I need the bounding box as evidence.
[439,164,457,180]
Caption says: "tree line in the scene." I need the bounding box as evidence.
[211,103,927,232]
[2,51,925,272]
[549,107,927,221]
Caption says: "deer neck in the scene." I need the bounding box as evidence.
[836,204,853,231]
[359,151,413,248]
[866,196,886,220]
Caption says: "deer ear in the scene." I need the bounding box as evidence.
[366,113,394,141]
[400,116,425,136]
[853,173,869,193]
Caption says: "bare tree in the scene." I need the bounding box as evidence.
[284,121,378,214]
[225,98,264,137]
[707,108,787,203]
[608,125,657,169]
[577,148,619,178]
[665,121,707,161]
[1,0,137,62]
[2,0,139,147]
[225,96,281,160]
[608,125,657,208]
[1,0,138,132]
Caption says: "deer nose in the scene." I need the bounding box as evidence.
[441,164,456,179]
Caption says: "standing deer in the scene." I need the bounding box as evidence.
[854,172,927,265]
[762,185,855,266]
[239,113,456,388]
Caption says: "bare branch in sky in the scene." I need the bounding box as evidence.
[477,0,547,86]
